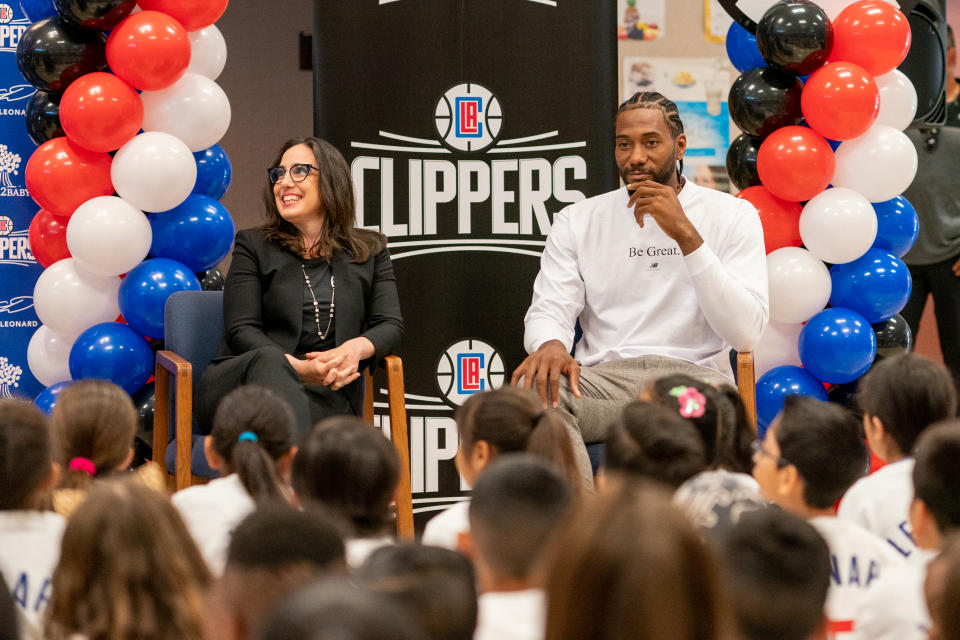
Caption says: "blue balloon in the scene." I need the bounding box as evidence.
[19,0,56,21]
[149,195,235,272]
[34,380,72,415]
[68,322,153,394]
[193,144,232,200]
[872,196,919,258]
[799,308,877,384]
[756,365,828,436]
[726,22,767,73]
[830,249,912,324]
[118,258,201,339]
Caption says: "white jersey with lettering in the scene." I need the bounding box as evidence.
[0,510,66,640]
[848,549,934,640]
[524,181,768,374]
[838,458,918,560]
[809,516,904,638]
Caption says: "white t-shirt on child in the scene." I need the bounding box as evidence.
[809,516,904,638]
[0,510,66,640]
[172,473,255,575]
[475,588,546,640]
[421,500,470,551]
[838,458,918,560]
[848,549,935,640]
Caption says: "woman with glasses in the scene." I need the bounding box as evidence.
[196,137,403,437]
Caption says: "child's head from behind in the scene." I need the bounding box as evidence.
[0,399,55,511]
[910,421,960,550]
[47,479,211,640]
[454,387,578,490]
[752,395,866,514]
[50,379,137,489]
[291,416,398,536]
[859,354,957,462]
[209,385,297,501]
[468,455,572,589]
[603,400,707,489]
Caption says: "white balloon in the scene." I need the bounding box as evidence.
[140,73,231,152]
[814,0,898,19]
[66,196,152,277]
[800,188,878,264]
[875,69,918,131]
[832,125,918,203]
[187,26,227,80]
[754,320,804,378]
[112,132,197,213]
[26,325,74,387]
[766,247,832,324]
[33,259,121,336]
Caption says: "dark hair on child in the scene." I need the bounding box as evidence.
[227,503,346,572]
[913,421,960,535]
[455,387,580,490]
[292,416,398,536]
[933,535,960,640]
[859,354,957,456]
[50,380,137,490]
[722,508,830,640]
[470,455,573,581]
[648,375,752,472]
[604,401,707,488]
[775,395,867,509]
[357,543,478,640]
[211,385,296,501]
[261,578,424,640]
[0,399,53,510]
[0,569,17,639]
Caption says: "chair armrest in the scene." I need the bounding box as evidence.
[383,355,414,540]
[736,351,757,432]
[154,350,194,491]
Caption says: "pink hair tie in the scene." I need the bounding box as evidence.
[69,457,96,476]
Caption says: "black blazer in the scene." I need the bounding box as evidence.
[213,228,404,414]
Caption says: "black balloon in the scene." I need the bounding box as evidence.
[54,0,137,31]
[757,1,833,75]
[25,91,64,146]
[198,268,225,291]
[827,380,860,412]
[16,17,108,93]
[728,66,804,138]
[872,314,913,361]
[726,134,763,192]
[132,381,156,436]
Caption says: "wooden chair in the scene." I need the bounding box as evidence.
[152,290,415,540]
[736,351,757,431]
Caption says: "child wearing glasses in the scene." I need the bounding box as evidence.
[196,137,403,439]
[838,354,957,561]
[752,395,902,637]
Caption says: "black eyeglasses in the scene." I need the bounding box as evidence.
[267,163,319,184]
[751,439,791,468]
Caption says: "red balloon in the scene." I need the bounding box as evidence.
[25,137,114,219]
[27,209,71,267]
[136,0,229,31]
[801,62,879,141]
[59,72,143,152]
[106,11,191,91]
[756,126,835,203]
[829,0,911,76]
[736,185,803,253]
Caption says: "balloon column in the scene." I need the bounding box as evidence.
[19,0,234,409]
[727,0,916,429]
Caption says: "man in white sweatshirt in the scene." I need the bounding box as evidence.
[512,91,769,484]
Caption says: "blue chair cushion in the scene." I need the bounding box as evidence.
[166,435,219,479]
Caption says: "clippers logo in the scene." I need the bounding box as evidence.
[0,13,26,51]
[435,83,502,152]
[436,338,506,406]
[0,5,12,23]
[0,216,11,235]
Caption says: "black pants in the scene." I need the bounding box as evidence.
[900,256,960,393]
[196,345,354,440]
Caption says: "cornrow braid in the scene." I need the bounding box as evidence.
[617,91,685,178]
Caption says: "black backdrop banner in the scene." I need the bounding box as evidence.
[313,0,616,528]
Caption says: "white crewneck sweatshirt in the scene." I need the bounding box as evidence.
[524,181,768,375]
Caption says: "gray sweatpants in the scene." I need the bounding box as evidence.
[544,355,734,492]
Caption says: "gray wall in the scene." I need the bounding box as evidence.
[216,0,314,252]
